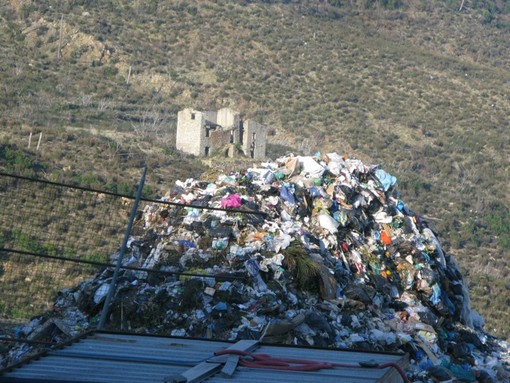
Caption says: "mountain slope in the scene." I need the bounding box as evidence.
[0,0,509,339]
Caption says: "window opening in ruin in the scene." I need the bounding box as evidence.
[239,121,244,145]
[205,128,210,138]
[205,146,210,156]
[250,132,256,158]
[191,113,196,120]
[229,129,234,144]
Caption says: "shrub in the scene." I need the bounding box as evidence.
[485,203,510,250]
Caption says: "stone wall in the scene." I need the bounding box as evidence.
[176,108,205,156]
[216,107,239,129]
[209,129,233,156]
[176,107,267,159]
[243,119,267,160]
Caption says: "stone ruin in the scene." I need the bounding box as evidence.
[176,107,267,160]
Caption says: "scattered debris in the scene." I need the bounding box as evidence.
[2,153,509,382]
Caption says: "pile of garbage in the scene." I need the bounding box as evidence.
[3,153,509,382]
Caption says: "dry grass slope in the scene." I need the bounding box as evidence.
[0,0,509,339]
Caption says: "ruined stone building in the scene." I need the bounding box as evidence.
[176,107,267,159]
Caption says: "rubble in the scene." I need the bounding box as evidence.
[2,152,509,382]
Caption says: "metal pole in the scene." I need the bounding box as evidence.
[98,166,147,330]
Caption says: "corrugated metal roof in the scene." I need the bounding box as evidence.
[0,332,408,383]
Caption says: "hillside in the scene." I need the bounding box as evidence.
[0,0,509,342]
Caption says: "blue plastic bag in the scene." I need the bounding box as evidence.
[374,168,397,192]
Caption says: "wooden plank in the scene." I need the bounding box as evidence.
[220,355,240,378]
[225,339,259,352]
[167,340,259,383]
[181,361,223,383]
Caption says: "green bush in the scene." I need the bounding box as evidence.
[0,145,34,174]
[103,65,119,78]
[12,229,42,254]
[485,203,510,250]
[84,252,107,264]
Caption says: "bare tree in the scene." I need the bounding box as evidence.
[97,99,112,112]
[132,106,168,141]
